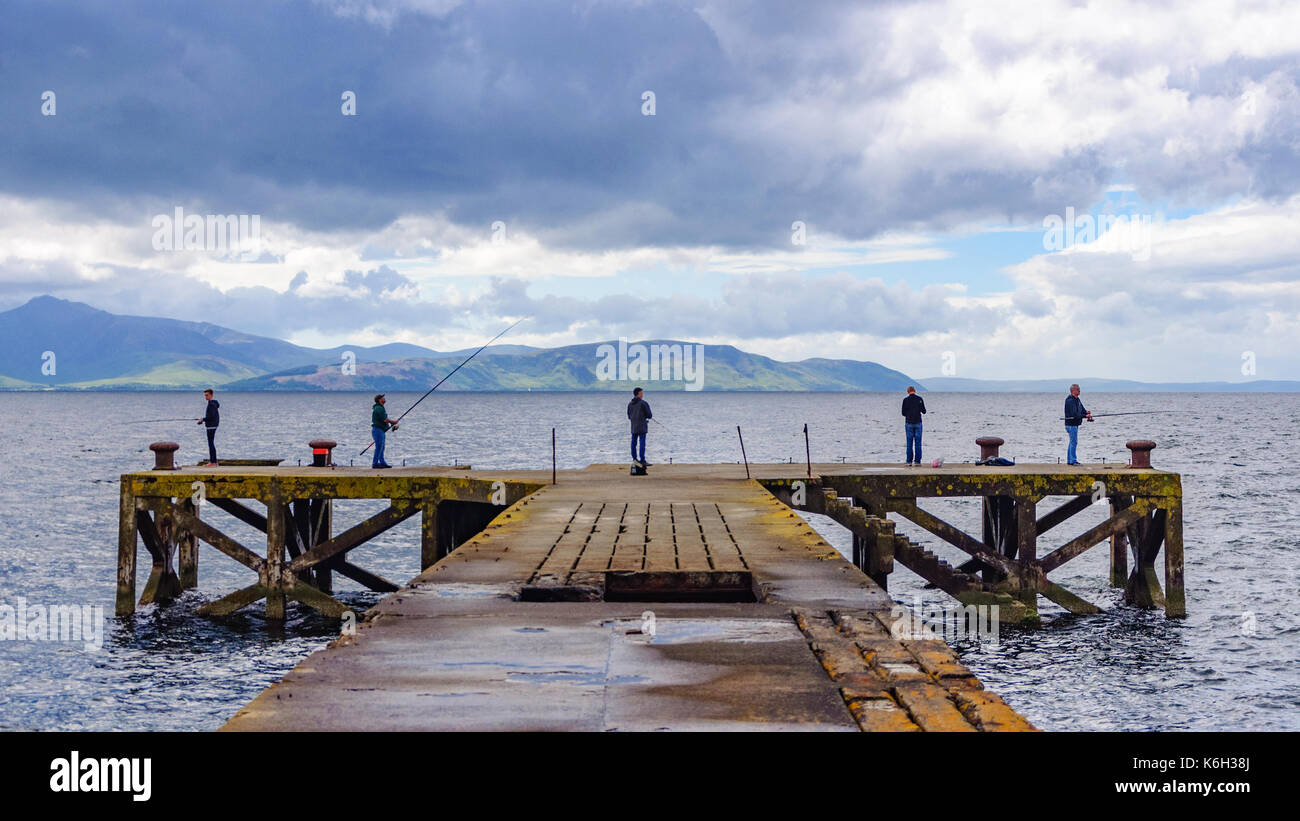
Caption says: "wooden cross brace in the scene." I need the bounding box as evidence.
[884,494,1182,619]
[163,499,418,620]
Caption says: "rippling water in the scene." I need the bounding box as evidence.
[0,390,1295,730]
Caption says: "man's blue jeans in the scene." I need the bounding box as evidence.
[905,423,923,464]
[372,426,387,467]
[1066,425,1079,464]
[631,432,646,463]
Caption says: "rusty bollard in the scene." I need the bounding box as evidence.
[1126,440,1156,469]
[309,439,337,467]
[150,441,180,470]
[976,437,1004,461]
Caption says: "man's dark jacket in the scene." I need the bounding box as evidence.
[901,394,926,425]
[628,397,652,434]
[1064,395,1088,426]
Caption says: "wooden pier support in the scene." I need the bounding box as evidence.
[117,459,1184,631]
[116,466,543,621]
[762,453,1185,623]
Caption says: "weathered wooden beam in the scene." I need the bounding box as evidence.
[116,479,138,617]
[136,506,181,606]
[209,497,268,532]
[310,498,333,592]
[168,503,264,572]
[1035,494,1093,535]
[125,472,545,507]
[421,499,438,571]
[889,500,1021,582]
[817,470,1183,503]
[1125,508,1168,609]
[1038,580,1101,615]
[1038,500,1151,574]
[286,581,351,618]
[890,534,983,598]
[289,501,418,572]
[265,493,286,620]
[332,561,400,593]
[177,498,198,589]
[197,584,267,617]
[1163,497,1185,618]
[1109,494,1131,587]
[1015,498,1037,613]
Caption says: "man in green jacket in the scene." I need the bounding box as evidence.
[371,394,399,469]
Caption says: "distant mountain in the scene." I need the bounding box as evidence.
[0,296,916,391]
[920,377,1300,392]
[4,295,1292,393]
[0,296,452,388]
[225,341,918,392]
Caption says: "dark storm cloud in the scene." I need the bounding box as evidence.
[2,0,1297,251]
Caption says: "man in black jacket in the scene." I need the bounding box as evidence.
[197,389,219,466]
[901,386,926,465]
[1064,384,1093,465]
[627,387,652,466]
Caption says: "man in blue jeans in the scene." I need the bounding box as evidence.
[901,386,926,465]
[196,388,219,466]
[371,394,399,469]
[1064,383,1093,465]
[627,387,652,465]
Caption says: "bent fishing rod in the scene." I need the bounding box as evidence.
[359,318,527,456]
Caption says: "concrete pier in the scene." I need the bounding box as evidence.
[117,456,1184,731]
[218,465,1035,731]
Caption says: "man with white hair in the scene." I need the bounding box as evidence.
[1064,383,1093,465]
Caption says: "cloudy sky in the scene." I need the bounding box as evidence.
[2,0,1298,380]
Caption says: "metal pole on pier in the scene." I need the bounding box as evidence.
[737,425,750,479]
[803,423,812,479]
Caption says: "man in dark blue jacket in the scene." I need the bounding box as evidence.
[627,387,652,466]
[197,389,219,465]
[1064,383,1093,465]
[901,386,926,465]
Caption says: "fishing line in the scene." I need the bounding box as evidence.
[360,318,528,456]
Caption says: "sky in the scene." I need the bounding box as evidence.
[1,0,1298,381]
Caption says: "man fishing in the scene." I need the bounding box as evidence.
[628,387,652,467]
[370,394,399,469]
[196,389,219,466]
[1064,383,1093,465]
[901,386,926,466]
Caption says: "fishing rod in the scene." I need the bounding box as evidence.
[360,318,528,456]
[122,418,200,424]
[1058,411,1169,420]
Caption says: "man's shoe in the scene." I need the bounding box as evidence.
[642,461,653,467]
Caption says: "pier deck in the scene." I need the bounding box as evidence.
[116,456,1183,731]
[219,465,1031,731]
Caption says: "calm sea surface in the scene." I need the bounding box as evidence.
[0,390,1295,731]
